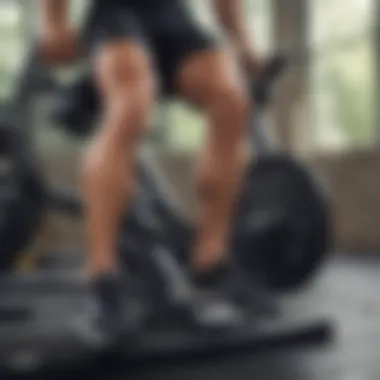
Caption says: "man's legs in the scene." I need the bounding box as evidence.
[82,41,155,331]
[176,49,249,277]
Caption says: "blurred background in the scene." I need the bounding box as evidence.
[0,0,379,257]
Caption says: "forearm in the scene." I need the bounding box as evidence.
[212,0,251,51]
[39,0,69,28]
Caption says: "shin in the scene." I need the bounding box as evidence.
[83,42,155,277]
[178,50,250,272]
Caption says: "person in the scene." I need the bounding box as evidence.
[38,0,263,340]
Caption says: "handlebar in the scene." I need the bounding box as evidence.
[248,55,288,153]
[251,54,288,107]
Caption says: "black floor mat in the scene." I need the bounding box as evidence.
[1,255,379,380]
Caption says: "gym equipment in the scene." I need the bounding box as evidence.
[0,48,84,273]
[115,58,330,295]
[0,121,83,272]
[0,271,332,376]
[48,55,330,292]
[0,53,331,290]
[235,155,330,289]
[0,47,333,375]
[0,124,45,270]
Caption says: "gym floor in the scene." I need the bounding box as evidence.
[89,254,380,380]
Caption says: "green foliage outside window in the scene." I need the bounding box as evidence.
[310,0,376,150]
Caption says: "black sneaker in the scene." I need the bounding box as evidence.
[70,273,137,348]
[92,274,126,336]
[147,247,246,332]
[190,260,277,331]
[188,262,249,332]
[217,259,278,315]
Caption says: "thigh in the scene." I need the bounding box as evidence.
[140,0,219,95]
[176,48,245,107]
[94,41,155,104]
[82,2,156,104]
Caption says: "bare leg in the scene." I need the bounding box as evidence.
[177,50,250,273]
[83,41,156,279]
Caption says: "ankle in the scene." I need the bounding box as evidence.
[192,251,229,274]
[87,264,118,282]
[192,260,229,287]
[91,273,124,313]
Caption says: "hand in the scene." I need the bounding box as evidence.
[40,25,79,66]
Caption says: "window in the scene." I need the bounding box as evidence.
[0,1,26,100]
[190,0,272,52]
[309,0,377,151]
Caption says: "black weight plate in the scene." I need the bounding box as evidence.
[0,124,46,272]
[236,155,331,291]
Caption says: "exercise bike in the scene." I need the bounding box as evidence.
[0,47,332,376]
[48,54,330,292]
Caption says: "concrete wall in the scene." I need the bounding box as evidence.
[34,146,380,256]
[142,149,380,253]
[314,150,380,252]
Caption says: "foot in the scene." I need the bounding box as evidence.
[187,262,249,332]
[217,259,277,315]
[189,259,277,331]
[71,273,138,348]
[92,273,127,338]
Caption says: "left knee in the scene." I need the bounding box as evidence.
[205,85,251,138]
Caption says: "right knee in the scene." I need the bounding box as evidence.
[95,42,156,143]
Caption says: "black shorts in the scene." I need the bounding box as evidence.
[82,0,219,93]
